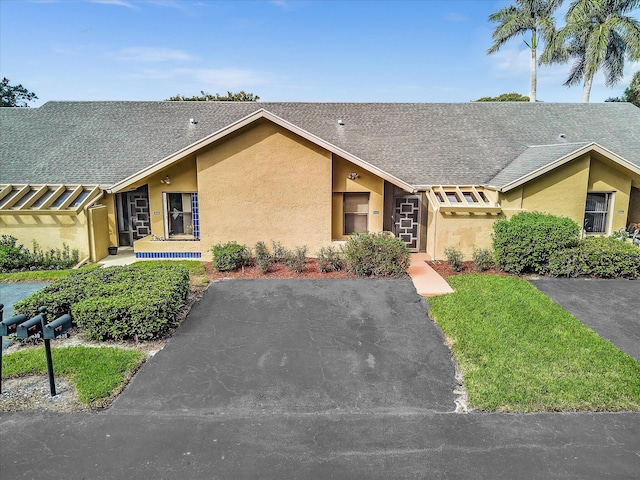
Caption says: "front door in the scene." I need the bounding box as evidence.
[393,196,420,252]
[116,186,150,246]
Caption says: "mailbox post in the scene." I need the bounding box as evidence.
[2,306,73,397]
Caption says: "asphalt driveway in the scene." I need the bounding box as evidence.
[532,278,640,362]
[113,279,456,413]
[2,279,639,479]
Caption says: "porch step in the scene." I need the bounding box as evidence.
[408,253,454,297]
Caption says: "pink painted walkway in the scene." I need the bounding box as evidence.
[407,253,454,297]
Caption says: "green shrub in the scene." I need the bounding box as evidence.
[548,236,640,279]
[316,246,345,273]
[0,235,78,272]
[254,241,274,273]
[0,235,32,272]
[285,245,307,273]
[444,246,464,272]
[343,232,409,277]
[14,265,190,340]
[472,247,495,272]
[492,212,581,274]
[271,241,289,263]
[211,241,251,272]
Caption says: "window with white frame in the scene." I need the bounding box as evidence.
[343,192,369,234]
[163,192,199,239]
[584,192,611,233]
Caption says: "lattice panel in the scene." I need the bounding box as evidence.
[131,194,150,240]
[394,197,420,251]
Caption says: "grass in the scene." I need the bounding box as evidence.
[1,345,145,404]
[0,264,99,282]
[428,274,640,412]
[131,260,206,276]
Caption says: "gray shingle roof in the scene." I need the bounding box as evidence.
[1,101,639,188]
[487,142,593,189]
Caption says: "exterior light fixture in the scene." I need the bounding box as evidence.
[348,172,359,180]
[161,176,171,184]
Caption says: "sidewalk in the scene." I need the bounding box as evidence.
[407,253,454,296]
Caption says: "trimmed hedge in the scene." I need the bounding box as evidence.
[343,232,409,277]
[14,264,190,340]
[493,212,581,274]
[548,237,640,279]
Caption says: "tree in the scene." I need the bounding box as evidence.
[487,0,563,102]
[166,90,259,102]
[474,92,531,101]
[541,0,640,102]
[0,77,38,107]
[605,70,640,106]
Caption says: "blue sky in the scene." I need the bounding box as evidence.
[1,0,638,106]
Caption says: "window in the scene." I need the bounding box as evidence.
[163,192,199,238]
[584,193,611,233]
[343,192,369,234]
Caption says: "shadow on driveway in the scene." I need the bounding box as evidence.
[532,278,640,362]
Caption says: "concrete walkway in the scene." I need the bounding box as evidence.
[407,253,454,296]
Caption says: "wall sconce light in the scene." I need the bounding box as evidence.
[348,172,359,180]
[160,175,171,185]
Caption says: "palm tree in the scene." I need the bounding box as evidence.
[487,0,564,102]
[541,0,640,102]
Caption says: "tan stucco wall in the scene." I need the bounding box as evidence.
[426,206,499,260]
[88,205,110,261]
[587,156,632,233]
[0,211,90,259]
[503,155,591,221]
[196,120,332,260]
[104,193,118,247]
[145,157,198,237]
[331,155,384,240]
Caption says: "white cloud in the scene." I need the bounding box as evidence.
[89,0,138,9]
[114,47,197,62]
[488,47,530,77]
[445,12,469,22]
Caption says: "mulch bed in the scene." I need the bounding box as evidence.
[204,259,358,280]
[427,260,512,279]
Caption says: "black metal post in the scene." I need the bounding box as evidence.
[44,339,56,397]
[38,306,56,397]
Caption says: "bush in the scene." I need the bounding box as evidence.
[472,247,495,272]
[548,236,640,279]
[316,246,345,273]
[254,241,274,273]
[343,232,409,277]
[492,212,581,274]
[271,241,289,264]
[285,245,307,273]
[211,241,251,272]
[0,235,79,273]
[0,235,32,272]
[444,246,464,272]
[14,264,190,340]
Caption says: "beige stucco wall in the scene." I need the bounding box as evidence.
[88,205,110,261]
[587,156,632,233]
[104,193,118,247]
[502,155,591,221]
[331,155,385,240]
[426,207,499,260]
[0,211,90,260]
[196,120,332,260]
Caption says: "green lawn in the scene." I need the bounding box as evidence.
[428,274,640,412]
[0,264,99,282]
[1,346,145,404]
[131,260,206,276]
